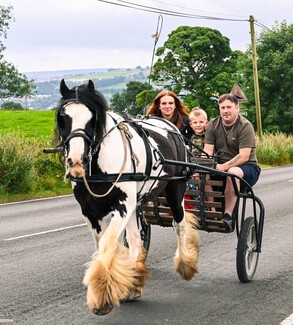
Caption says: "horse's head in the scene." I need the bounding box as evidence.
[56,79,107,178]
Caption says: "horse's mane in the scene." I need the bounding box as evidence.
[55,82,108,145]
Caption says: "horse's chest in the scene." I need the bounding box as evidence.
[73,183,128,220]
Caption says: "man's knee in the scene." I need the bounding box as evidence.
[227,166,244,178]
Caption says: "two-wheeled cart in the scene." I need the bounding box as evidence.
[44,146,265,283]
[135,156,265,283]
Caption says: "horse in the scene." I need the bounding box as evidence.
[55,79,199,315]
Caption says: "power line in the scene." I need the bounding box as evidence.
[143,0,248,20]
[96,0,249,22]
[254,20,273,31]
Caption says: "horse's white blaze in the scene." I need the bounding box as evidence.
[65,103,92,129]
[65,104,93,166]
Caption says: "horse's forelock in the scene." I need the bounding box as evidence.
[58,82,108,142]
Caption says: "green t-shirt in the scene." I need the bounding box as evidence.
[204,115,258,165]
[190,133,205,155]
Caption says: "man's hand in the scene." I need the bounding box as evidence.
[216,163,228,171]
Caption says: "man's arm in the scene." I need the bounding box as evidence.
[216,147,251,172]
[203,143,214,156]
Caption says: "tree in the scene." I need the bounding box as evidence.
[0,5,35,104]
[0,5,13,60]
[149,26,242,117]
[1,101,24,110]
[110,81,153,116]
[239,21,293,134]
[0,60,35,103]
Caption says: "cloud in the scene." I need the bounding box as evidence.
[2,0,292,72]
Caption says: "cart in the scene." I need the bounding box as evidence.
[135,155,265,283]
[44,147,265,283]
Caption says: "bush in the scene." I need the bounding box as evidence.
[0,136,34,193]
[257,132,293,166]
[0,133,70,200]
[34,156,66,190]
[1,102,24,110]
[0,130,292,203]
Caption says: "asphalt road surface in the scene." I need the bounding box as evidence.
[1,166,293,325]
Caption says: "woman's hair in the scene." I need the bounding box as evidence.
[146,90,189,129]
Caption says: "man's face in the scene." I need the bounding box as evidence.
[219,99,239,125]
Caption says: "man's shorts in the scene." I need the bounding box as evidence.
[239,164,261,187]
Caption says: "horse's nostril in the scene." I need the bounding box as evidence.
[83,157,89,166]
[67,158,73,167]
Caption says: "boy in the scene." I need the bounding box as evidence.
[189,107,208,156]
[185,107,212,211]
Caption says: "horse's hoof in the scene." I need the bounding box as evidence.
[125,289,141,302]
[92,303,113,316]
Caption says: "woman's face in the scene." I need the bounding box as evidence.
[158,95,176,121]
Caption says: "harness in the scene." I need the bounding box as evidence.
[58,97,189,199]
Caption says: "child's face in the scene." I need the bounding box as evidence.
[189,115,208,135]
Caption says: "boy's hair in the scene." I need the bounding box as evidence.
[189,107,208,120]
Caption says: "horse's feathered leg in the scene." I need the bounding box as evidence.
[83,213,138,315]
[173,211,199,280]
[84,217,105,251]
[123,211,150,301]
[165,180,200,280]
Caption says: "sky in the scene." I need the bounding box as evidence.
[2,0,293,73]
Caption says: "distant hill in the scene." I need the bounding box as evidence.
[25,68,108,81]
[21,67,151,110]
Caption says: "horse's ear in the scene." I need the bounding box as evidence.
[87,80,95,91]
[60,79,70,97]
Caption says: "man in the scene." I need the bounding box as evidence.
[203,93,261,232]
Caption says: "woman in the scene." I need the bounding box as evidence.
[146,90,193,138]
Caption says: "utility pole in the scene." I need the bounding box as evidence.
[249,15,263,138]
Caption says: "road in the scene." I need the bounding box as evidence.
[1,166,293,325]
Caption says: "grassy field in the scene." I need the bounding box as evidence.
[67,67,151,81]
[0,110,55,141]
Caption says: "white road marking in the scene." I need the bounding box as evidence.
[3,223,87,241]
[280,313,293,325]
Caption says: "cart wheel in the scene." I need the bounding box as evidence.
[236,216,259,283]
[123,212,151,253]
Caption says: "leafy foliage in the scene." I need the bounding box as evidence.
[257,132,293,166]
[0,133,35,194]
[0,60,35,101]
[238,21,293,134]
[149,26,242,117]
[1,101,24,110]
[110,80,153,116]
[0,5,35,103]
[0,5,13,58]
[0,131,70,202]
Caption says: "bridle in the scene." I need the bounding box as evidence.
[58,98,101,175]
[58,101,143,198]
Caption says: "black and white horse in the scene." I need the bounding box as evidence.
[56,79,199,315]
